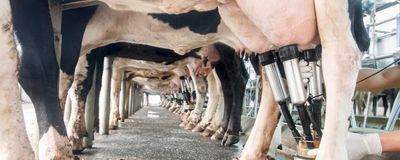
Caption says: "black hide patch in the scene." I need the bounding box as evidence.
[102,42,201,64]
[348,0,370,52]
[148,9,221,35]
[61,6,97,75]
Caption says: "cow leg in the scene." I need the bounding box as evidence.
[187,65,207,130]
[224,53,248,146]
[59,72,74,112]
[0,1,35,158]
[214,44,248,146]
[314,0,361,159]
[194,70,219,132]
[59,6,97,113]
[205,70,225,137]
[83,64,97,148]
[67,54,96,152]
[10,0,73,158]
[213,61,233,141]
[190,76,207,123]
[109,66,122,129]
[64,93,72,126]
[237,71,280,160]
[208,92,226,138]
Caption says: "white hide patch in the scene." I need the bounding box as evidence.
[39,126,72,160]
[0,1,35,159]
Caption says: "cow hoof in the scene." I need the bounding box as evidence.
[179,121,187,127]
[82,131,89,138]
[39,127,73,159]
[71,137,84,154]
[72,148,85,154]
[192,124,206,132]
[109,125,118,130]
[67,126,86,155]
[221,134,240,146]
[184,109,194,112]
[202,128,215,137]
[184,122,196,130]
[211,128,225,140]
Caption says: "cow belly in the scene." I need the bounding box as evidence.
[99,0,217,14]
[218,1,274,53]
[236,0,319,50]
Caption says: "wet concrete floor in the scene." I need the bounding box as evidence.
[79,105,242,160]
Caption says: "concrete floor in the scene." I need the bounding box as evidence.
[78,105,242,160]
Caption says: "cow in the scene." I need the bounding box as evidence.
[57,5,244,151]
[217,0,370,159]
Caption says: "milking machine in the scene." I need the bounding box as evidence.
[180,76,194,111]
[259,45,325,159]
[302,46,323,140]
[259,50,302,143]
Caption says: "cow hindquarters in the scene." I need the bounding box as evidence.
[314,0,361,159]
[238,71,280,160]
